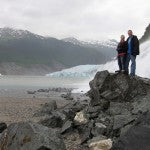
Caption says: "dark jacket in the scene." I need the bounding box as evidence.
[116,41,128,54]
[126,35,140,55]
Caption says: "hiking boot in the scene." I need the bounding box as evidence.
[115,70,121,73]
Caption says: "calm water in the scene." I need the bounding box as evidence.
[0,75,91,97]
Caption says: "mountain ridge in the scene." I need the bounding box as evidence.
[0,27,116,75]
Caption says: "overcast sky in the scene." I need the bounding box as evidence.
[0,0,149,40]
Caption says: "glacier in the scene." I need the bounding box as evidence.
[46,65,101,78]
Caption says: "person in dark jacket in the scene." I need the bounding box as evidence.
[116,35,128,73]
[125,30,139,76]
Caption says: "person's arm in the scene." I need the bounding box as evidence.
[116,43,122,52]
[124,42,128,53]
[133,36,139,55]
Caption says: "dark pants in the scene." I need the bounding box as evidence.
[118,55,126,71]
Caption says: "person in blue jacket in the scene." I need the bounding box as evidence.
[125,30,140,76]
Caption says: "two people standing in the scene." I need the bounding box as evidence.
[116,30,139,76]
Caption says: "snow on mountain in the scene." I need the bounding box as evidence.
[62,37,118,48]
[47,40,150,79]
[0,27,44,40]
[82,39,118,48]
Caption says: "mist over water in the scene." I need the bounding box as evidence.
[0,75,91,97]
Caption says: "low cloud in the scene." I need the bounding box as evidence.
[0,0,149,40]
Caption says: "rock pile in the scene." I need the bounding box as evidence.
[1,70,150,150]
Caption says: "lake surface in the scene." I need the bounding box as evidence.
[0,75,91,97]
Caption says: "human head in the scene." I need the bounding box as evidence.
[128,30,133,36]
[120,35,125,42]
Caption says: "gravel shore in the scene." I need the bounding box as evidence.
[0,95,69,124]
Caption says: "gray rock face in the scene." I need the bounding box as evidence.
[112,112,150,150]
[89,71,147,106]
[39,115,64,128]
[89,70,110,106]
[87,71,150,149]
[39,101,86,129]
[0,122,7,133]
[113,115,136,130]
[35,100,57,116]
[109,102,133,116]
[91,123,107,137]
[61,120,73,134]
[0,122,66,150]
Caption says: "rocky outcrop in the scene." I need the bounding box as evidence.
[0,122,66,150]
[112,112,150,150]
[88,70,146,106]
[36,71,150,149]
[87,71,150,149]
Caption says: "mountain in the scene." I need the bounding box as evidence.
[0,28,116,75]
[62,37,118,48]
[140,24,150,43]
[50,24,150,78]
[62,37,117,60]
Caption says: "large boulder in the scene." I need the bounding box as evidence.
[39,114,64,128]
[112,112,150,150]
[35,100,57,116]
[113,114,136,130]
[0,122,66,150]
[88,71,147,106]
[109,102,133,116]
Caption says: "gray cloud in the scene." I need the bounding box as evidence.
[0,0,149,40]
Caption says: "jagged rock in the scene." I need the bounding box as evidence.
[89,71,147,106]
[37,89,49,92]
[39,101,85,129]
[100,90,120,101]
[61,120,73,134]
[109,102,133,116]
[132,96,150,114]
[88,135,112,150]
[0,122,66,150]
[39,115,64,128]
[94,115,114,137]
[112,112,150,150]
[41,100,57,113]
[120,124,132,136]
[35,100,57,116]
[91,123,107,137]
[113,114,136,130]
[89,70,110,106]
[77,121,94,144]
[27,91,36,94]
[61,101,85,120]
[87,106,102,119]
[0,122,7,133]
[74,111,89,125]
[61,92,74,100]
